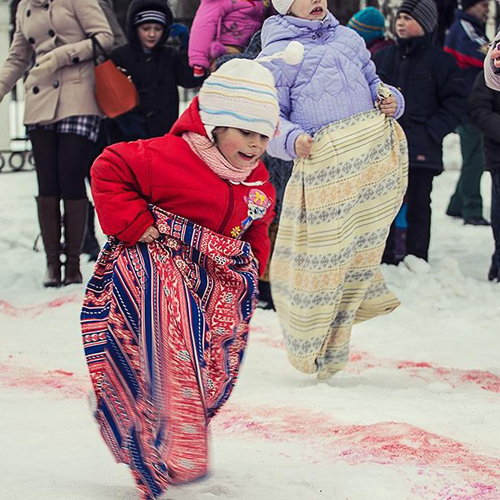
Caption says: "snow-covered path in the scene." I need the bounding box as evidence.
[1,137,499,500]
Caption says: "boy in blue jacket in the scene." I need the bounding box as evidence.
[373,0,467,262]
[444,0,491,225]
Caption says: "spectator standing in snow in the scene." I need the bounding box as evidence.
[444,0,491,226]
[82,54,291,499]
[188,0,271,74]
[485,29,500,90]
[107,0,203,143]
[373,0,467,263]
[468,70,500,281]
[0,0,113,287]
[259,0,408,379]
[347,6,395,55]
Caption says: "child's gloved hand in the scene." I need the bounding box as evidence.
[138,226,160,243]
[379,96,397,117]
[295,133,313,158]
[169,23,189,49]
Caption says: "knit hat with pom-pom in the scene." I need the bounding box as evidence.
[199,42,304,139]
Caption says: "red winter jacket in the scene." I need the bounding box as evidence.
[91,97,276,275]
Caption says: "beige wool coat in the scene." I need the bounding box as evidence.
[0,0,113,125]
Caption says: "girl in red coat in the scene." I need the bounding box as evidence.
[81,54,293,499]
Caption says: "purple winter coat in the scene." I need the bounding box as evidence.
[188,0,269,69]
[259,13,405,160]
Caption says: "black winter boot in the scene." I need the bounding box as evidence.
[488,262,500,282]
[62,199,88,285]
[82,201,100,261]
[36,196,62,287]
[258,280,275,310]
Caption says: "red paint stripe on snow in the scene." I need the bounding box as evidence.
[0,295,80,318]
[214,405,500,497]
[249,324,500,394]
[0,362,89,398]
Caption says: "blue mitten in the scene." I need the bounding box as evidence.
[169,23,189,49]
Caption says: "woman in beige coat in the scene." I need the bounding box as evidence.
[0,0,113,287]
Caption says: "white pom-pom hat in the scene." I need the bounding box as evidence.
[272,0,295,15]
[199,42,304,139]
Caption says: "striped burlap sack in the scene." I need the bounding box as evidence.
[271,110,408,379]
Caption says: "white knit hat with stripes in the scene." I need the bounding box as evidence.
[271,0,295,15]
[198,42,304,139]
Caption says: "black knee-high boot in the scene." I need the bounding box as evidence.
[62,199,88,285]
[36,196,62,287]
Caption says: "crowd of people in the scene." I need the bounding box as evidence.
[1,0,500,499]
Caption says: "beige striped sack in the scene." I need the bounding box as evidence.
[271,110,409,379]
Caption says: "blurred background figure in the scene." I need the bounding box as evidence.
[347,6,395,54]
[172,0,200,27]
[0,0,113,287]
[107,0,202,144]
[188,0,271,74]
[373,0,467,263]
[468,70,500,281]
[444,0,491,226]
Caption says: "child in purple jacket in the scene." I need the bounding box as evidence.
[261,0,404,160]
[261,0,409,379]
[188,0,271,74]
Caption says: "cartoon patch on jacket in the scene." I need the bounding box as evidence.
[231,188,272,238]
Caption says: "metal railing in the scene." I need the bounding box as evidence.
[0,147,34,173]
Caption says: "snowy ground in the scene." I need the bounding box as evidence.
[1,134,499,500]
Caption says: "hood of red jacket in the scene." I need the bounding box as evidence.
[170,97,208,138]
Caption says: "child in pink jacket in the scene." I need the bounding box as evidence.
[188,0,270,73]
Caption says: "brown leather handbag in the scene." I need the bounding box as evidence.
[91,36,139,119]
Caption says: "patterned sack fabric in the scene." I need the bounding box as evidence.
[271,110,408,379]
[81,206,258,500]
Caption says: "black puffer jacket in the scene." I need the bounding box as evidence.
[373,34,467,173]
[469,72,500,172]
[109,0,202,140]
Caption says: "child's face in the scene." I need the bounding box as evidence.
[137,23,164,50]
[465,1,489,23]
[395,13,425,39]
[289,0,327,20]
[214,128,269,170]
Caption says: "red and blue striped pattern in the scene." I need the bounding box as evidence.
[81,207,258,499]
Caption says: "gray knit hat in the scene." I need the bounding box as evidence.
[397,0,438,34]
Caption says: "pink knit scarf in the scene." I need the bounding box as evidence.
[182,131,259,183]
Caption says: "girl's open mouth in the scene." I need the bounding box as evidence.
[310,7,324,15]
[239,152,256,161]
